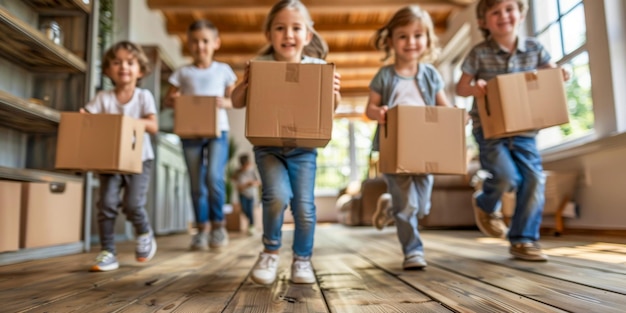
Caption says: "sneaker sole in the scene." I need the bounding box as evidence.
[251,274,277,285]
[137,240,157,262]
[510,252,549,262]
[90,263,119,272]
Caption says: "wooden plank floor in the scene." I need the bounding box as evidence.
[2,224,626,312]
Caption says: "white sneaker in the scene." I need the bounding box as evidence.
[372,193,393,230]
[291,258,316,284]
[251,252,279,285]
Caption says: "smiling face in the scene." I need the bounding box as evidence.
[480,0,525,38]
[388,20,429,63]
[104,48,143,87]
[188,28,221,65]
[266,8,312,62]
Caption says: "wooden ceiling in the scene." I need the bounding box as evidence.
[147,0,475,98]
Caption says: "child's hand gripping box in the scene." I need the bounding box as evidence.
[55,112,144,174]
[174,96,220,138]
[477,67,569,139]
[379,105,467,175]
[245,60,335,148]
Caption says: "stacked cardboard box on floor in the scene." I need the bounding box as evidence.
[55,113,145,174]
[21,181,84,248]
[245,61,335,148]
[477,67,569,139]
[0,181,21,252]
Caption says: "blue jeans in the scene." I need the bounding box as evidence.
[473,128,545,244]
[239,195,254,225]
[182,132,229,224]
[384,174,434,257]
[254,146,317,258]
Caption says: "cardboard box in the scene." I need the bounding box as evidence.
[55,113,145,174]
[21,181,83,248]
[246,61,335,148]
[0,181,21,252]
[174,96,220,138]
[379,106,467,175]
[477,68,569,139]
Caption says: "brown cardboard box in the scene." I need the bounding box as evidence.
[174,96,220,138]
[379,106,467,175]
[0,181,21,252]
[246,61,335,148]
[55,113,145,174]
[477,67,569,139]
[21,181,83,248]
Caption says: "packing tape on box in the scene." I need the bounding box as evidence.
[286,63,299,83]
[425,106,439,122]
[525,71,539,89]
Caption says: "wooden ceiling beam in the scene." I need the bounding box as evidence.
[148,0,469,10]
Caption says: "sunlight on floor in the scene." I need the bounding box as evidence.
[546,242,626,264]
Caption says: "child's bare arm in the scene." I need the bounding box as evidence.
[217,84,236,109]
[164,86,180,108]
[141,113,158,134]
[456,72,487,98]
[333,71,342,110]
[435,90,453,107]
[231,63,250,108]
[365,90,386,124]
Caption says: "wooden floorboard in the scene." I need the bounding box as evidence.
[1,225,626,313]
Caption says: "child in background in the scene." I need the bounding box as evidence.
[231,0,341,285]
[455,0,569,261]
[84,41,158,272]
[165,20,237,251]
[232,153,261,236]
[366,5,452,270]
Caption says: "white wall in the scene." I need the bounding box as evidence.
[112,0,187,68]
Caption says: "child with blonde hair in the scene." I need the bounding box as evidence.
[231,0,341,285]
[84,41,158,271]
[366,5,452,270]
[165,20,237,251]
[456,0,569,261]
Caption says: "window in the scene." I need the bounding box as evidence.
[316,117,377,192]
[531,0,594,149]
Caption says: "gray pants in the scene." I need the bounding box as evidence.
[97,160,153,254]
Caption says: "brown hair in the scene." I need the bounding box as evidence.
[188,19,219,36]
[259,0,328,60]
[476,0,528,38]
[102,41,151,85]
[372,5,439,62]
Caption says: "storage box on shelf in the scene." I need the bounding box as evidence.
[0,1,94,265]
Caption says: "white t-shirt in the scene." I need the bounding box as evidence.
[84,88,157,161]
[391,76,426,107]
[168,62,237,132]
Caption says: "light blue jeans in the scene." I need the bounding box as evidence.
[254,146,317,258]
[473,128,545,244]
[384,174,434,257]
[182,132,229,224]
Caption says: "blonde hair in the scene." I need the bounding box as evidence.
[259,0,328,60]
[102,41,151,86]
[476,0,528,39]
[372,5,439,62]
